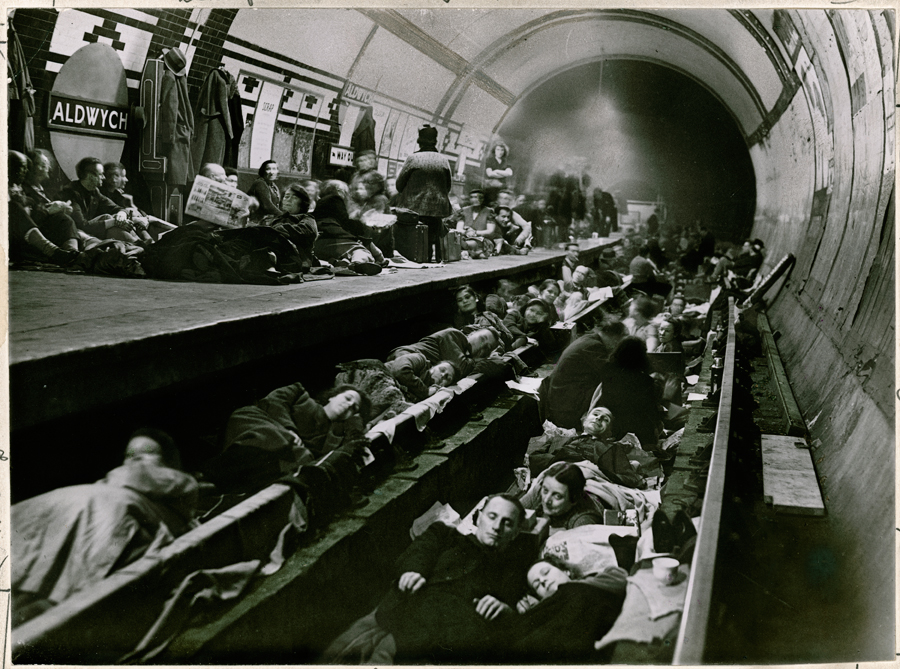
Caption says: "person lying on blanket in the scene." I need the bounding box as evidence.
[503,557,627,663]
[385,353,459,402]
[324,493,535,664]
[12,429,199,627]
[201,382,372,495]
[386,327,500,378]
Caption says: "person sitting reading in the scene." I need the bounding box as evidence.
[12,429,198,627]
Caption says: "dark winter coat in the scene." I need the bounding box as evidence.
[395,150,452,219]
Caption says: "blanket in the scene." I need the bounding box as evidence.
[333,359,413,429]
[13,463,198,615]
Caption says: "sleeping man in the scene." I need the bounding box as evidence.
[325,493,535,664]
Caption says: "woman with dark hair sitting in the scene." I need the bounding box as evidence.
[201,381,372,495]
[452,285,515,348]
[247,159,283,221]
[532,461,603,533]
[599,336,662,446]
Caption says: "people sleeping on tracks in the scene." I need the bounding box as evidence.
[200,381,372,495]
[387,326,502,379]
[503,557,627,663]
[384,354,458,402]
[539,317,627,430]
[328,356,458,429]
[597,336,663,447]
[526,404,651,494]
[12,429,199,627]
[324,493,535,664]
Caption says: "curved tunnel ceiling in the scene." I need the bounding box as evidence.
[228,8,791,142]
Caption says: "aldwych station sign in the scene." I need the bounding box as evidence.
[48,94,129,138]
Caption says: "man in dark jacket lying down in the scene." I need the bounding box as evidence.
[325,494,535,664]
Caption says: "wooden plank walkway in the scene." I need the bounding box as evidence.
[761,434,826,516]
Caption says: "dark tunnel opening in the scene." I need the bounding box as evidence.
[499,59,756,243]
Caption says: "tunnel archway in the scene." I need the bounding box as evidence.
[496,59,757,242]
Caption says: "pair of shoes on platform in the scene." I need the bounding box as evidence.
[651,509,697,554]
[349,261,381,276]
[49,248,80,267]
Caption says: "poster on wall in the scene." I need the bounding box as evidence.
[248,81,284,170]
[292,129,314,175]
[272,124,296,175]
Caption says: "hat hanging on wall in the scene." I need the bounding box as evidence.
[162,47,188,77]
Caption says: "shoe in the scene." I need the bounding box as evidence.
[652,509,675,553]
[350,261,381,276]
[48,248,79,266]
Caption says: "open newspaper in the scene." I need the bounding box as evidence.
[184,175,253,228]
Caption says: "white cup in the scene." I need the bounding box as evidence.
[652,557,679,585]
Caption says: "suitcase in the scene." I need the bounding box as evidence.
[395,222,430,262]
[441,229,463,262]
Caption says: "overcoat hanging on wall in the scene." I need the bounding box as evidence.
[159,69,195,186]
[224,89,244,168]
[8,18,35,153]
[351,106,377,154]
[192,68,236,175]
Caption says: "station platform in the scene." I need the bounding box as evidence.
[10,238,619,432]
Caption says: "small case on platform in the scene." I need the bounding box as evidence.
[395,223,430,262]
[441,229,463,262]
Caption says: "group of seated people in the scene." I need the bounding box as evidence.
[9,142,631,283]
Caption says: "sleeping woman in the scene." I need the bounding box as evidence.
[503,557,627,663]
[201,381,372,494]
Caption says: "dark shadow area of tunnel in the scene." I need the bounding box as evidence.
[500,59,756,243]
